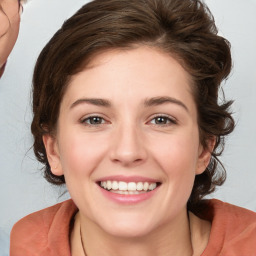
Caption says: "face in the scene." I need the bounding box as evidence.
[0,0,22,71]
[44,46,212,238]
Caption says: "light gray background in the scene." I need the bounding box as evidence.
[0,0,256,249]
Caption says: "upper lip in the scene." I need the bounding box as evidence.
[96,175,160,183]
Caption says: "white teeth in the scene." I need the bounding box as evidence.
[149,183,157,190]
[102,181,107,189]
[100,180,158,192]
[136,182,143,191]
[112,181,119,190]
[107,180,112,190]
[119,181,128,191]
[108,190,140,195]
[127,182,136,191]
[129,191,139,194]
[143,182,149,191]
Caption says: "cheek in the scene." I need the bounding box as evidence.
[149,129,200,195]
[58,132,108,178]
[0,11,20,66]
[0,1,21,36]
[0,13,10,66]
[0,12,9,36]
[9,13,20,44]
[160,137,198,201]
[153,132,199,171]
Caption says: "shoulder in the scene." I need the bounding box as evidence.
[12,199,75,228]
[209,199,256,231]
[10,199,78,256]
[202,199,256,255]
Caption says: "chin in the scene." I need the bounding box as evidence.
[97,214,158,239]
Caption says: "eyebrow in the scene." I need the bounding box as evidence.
[144,96,188,112]
[70,98,111,109]
[70,96,188,112]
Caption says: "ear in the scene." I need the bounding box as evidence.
[196,137,216,175]
[43,134,64,176]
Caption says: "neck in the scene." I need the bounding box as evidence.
[78,210,193,256]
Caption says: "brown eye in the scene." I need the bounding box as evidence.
[89,117,103,125]
[155,117,169,124]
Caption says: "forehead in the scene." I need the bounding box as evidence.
[63,46,195,109]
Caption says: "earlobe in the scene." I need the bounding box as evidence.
[196,137,216,175]
[42,134,64,176]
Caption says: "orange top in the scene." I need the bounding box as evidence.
[10,199,256,256]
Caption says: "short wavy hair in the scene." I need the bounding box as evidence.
[31,0,234,210]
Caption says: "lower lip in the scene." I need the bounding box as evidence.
[98,185,159,204]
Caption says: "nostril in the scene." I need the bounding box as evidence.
[111,157,145,167]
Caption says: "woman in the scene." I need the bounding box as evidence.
[10,0,256,255]
[0,0,25,78]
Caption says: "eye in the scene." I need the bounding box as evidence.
[149,115,177,126]
[80,115,108,126]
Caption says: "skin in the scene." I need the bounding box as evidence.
[0,0,21,76]
[44,46,212,256]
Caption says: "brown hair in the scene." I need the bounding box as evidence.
[31,0,234,210]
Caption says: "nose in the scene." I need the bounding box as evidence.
[109,123,148,167]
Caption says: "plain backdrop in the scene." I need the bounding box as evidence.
[0,0,256,247]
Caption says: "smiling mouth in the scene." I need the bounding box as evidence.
[98,181,161,195]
